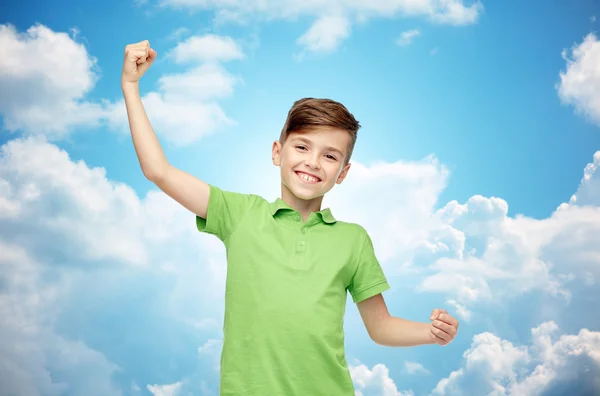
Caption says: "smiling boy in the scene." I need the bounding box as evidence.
[122,40,459,395]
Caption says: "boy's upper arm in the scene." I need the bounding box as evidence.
[348,228,390,304]
[357,293,390,341]
[153,163,211,218]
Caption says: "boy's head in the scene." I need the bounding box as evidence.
[272,98,361,201]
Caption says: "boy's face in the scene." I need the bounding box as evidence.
[272,126,352,202]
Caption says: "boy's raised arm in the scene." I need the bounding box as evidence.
[121,40,210,219]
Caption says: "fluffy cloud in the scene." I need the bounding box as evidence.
[0,137,228,394]
[350,363,414,396]
[557,33,600,126]
[167,34,244,63]
[419,194,572,304]
[396,29,421,46]
[296,15,352,54]
[0,23,104,138]
[433,322,600,395]
[407,150,600,316]
[403,361,430,375]
[147,382,182,396]
[157,0,484,53]
[0,23,243,146]
[565,151,600,207]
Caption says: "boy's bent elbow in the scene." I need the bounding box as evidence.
[143,163,168,183]
[370,331,385,346]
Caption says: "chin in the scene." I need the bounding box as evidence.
[294,191,322,201]
[292,184,334,201]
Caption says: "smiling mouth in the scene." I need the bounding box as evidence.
[295,171,322,184]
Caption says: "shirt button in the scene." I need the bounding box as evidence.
[301,229,306,234]
[299,241,305,246]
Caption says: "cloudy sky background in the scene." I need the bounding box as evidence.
[2,0,600,395]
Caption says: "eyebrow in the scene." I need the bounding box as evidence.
[292,137,345,158]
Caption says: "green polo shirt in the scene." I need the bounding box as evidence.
[196,184,390,395]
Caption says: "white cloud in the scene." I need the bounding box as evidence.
[296,14,351,54]
[157,0,483,53]
[566,151,600,207]
[168,34,244,63]
[106,90,235,146]
[433,322,600,395]
[557,33,600,126]
[396,29,420,46]
[350,363,414,396]
[147,382,182,396]
[403,361,430,375]
[428,0,483,25]
[0,23,104,138]
[414,150,600,311]
[446,299,472,321]
[0,136,150,265]
[159,63,240,100]
[0,137,230,394]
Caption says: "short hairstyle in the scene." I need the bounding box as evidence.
[279,98,361,165]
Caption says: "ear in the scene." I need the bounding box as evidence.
[272,140,282,166]
[336,162,351,184]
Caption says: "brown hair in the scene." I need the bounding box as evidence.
[279,98,361,165]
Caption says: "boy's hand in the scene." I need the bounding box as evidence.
[428,308,459,346]
[122,40,157,85]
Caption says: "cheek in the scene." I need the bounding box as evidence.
[327,164,344,180]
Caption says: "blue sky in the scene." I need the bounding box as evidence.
[1,1,600,395]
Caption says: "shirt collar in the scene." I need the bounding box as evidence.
[269,198,337,224]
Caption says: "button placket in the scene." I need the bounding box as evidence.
[293,222,308,267]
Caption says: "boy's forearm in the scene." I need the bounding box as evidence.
[373,315,435,347]
[121,81,168,180]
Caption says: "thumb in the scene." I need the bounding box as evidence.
[430,309,439,321]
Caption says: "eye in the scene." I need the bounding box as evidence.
[326,154,337,161]
[296,145,307,150]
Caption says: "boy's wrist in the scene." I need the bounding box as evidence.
[121,80,139,93]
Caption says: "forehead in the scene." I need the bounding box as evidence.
[287,127,350,149]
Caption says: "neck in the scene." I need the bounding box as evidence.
[280,183,324,220]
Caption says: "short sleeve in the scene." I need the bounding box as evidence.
[196,184,256,242]
[348,228,390,303]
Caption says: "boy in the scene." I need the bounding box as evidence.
[122,40,459,395]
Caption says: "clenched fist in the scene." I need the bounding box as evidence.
[121,40,157,85]
[429,308,459,346]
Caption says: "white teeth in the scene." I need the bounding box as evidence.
[298,172,318,182]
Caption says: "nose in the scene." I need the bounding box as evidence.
[305,152,321,170]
